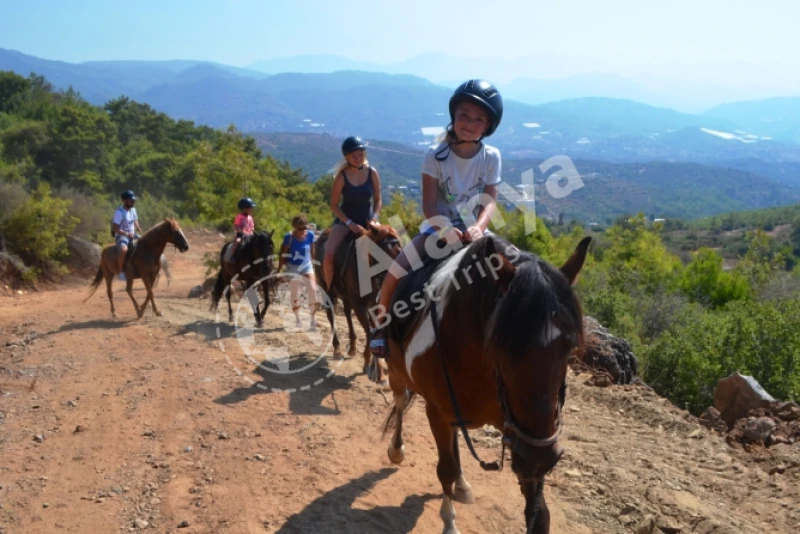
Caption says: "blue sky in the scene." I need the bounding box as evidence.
[1,0,797,67]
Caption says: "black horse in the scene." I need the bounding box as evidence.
[211,231,275,327]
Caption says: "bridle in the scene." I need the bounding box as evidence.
[431,298,567,474]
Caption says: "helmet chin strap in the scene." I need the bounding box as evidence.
[435,128,483,161]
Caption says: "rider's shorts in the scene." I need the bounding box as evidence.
[115,235,132,250]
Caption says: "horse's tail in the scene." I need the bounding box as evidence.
[160,254,171,287]
[381,390,416,439]
[209,270,226,312]
[84,266,104,303]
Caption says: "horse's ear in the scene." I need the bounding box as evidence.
[560,236,591,286]
[485,237,516,292]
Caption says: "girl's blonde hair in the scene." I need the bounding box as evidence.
[328,154,370,177]
[435,126,459,145]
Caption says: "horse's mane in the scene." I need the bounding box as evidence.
[446,235,584,367]
[138,218,179,246]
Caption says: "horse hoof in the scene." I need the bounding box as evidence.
[155,311,164,317]
[453,484,474,505]
[379,378,390,391]
[387,444,405,464]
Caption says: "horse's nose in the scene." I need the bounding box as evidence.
[551,441,565,465]
[532,441,564,477]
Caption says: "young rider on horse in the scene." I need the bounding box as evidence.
[226,197,256,266]
[322,136,383,291]
[368,79,504,356]
[112,189,142,281]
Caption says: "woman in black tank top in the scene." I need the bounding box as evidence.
[322,136,383,291]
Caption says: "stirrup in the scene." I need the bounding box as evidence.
[369,329,388,358]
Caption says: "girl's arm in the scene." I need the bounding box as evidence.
[278,244,289,271]
[422,174,449,230]
[370,168,383,221]
[329,173,350,223]
[473,184,498,233]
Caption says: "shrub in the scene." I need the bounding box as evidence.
[0,183,78,265]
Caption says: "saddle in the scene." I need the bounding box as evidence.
[225,234,253,263]
[314,232,358,292]
[388,246,453,345]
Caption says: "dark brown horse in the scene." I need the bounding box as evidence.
[86,218,190,318]
[314,224,402,385]
[382,234,590,534]
[210,231,275,328]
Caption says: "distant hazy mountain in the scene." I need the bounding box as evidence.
[247,52,611,84]
[247,53,800,112]
[703,97,800,144]
[0,47,267,104]
[248,54,379,74]
[502,73,655,106]
[4,47,800,179]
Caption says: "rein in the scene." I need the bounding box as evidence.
[429,298,567,473]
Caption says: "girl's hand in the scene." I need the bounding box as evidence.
[441,227,463,245]
[348,222,366,234]
[463,225,483,242]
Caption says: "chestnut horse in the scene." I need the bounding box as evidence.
[382,234,590,534]
[86,218,190,318]
[314,224,402,385]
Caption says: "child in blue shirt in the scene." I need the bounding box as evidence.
[279,214,318,330]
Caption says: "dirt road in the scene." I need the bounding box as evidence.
[1,230,798,533]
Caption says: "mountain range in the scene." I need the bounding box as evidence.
[3,47,800,220]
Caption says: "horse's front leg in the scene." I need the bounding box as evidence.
[259,280,271,323]
[142,275,163,317]
[387,380,410,465]
[226,283,234,322]
[126,278,141,317]
[245,284,262,328]
[326,295,342,357]
[353,302,387,387]
[343,301,357,357]
[426,403,461,534]
[522,479,550,534]
[452,432,474,504]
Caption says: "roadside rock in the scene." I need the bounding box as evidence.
[580,316,638,384]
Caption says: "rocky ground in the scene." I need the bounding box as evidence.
[1,229,798,533]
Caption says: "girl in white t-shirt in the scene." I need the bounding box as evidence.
[369,79,504,356]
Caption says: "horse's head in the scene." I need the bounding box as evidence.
[251,230,275,277]
[482,236,590,489]
[164,218,189,252]
[367,223,402,259]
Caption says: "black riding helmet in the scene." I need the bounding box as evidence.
[341,136,366,156]
[237,197,256,210]
[121,190,136,201]
[448,79,504,138]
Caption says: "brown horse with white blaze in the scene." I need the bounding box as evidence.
[382,234,590,534]
[85,218,190,318]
